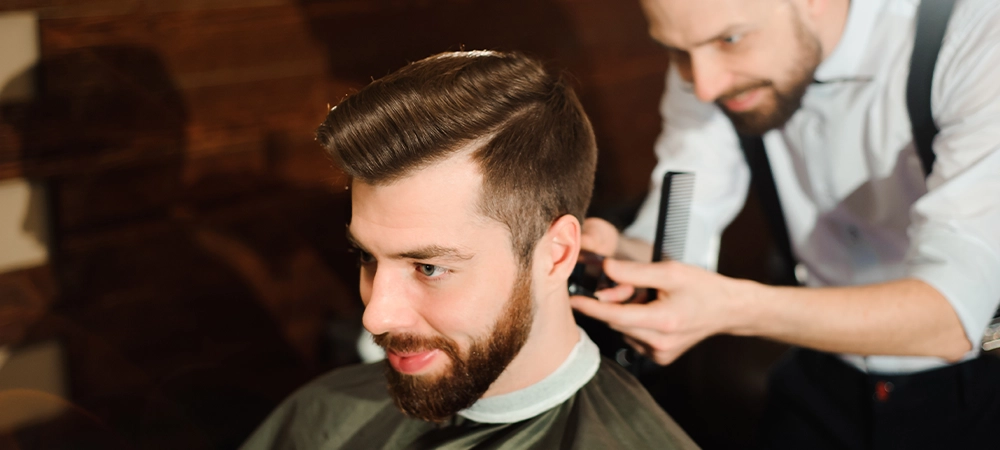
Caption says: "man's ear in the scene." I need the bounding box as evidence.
[543,214,581,279]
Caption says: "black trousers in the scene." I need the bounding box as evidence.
[756,348,1000,450]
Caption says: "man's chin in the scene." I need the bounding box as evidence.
[721,102,786,136]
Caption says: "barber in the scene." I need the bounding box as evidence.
[571,0,1000,448]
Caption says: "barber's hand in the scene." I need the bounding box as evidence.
[580,217,620,257]
[570,258,751,365]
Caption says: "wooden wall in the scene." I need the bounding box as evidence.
[0,1,683,448]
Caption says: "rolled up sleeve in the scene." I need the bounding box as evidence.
[906,5,1000,348]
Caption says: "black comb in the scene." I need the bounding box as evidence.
[647,171,695,301]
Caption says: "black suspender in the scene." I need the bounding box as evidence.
[908,0,957,176]
[737,0,956,285]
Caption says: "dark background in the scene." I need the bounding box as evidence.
[0,1,789,449]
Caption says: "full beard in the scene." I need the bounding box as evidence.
[373,269,534,422]
[718,13,823,136]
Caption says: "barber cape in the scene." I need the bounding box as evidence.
[240,328,698,449]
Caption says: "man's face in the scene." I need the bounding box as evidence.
[348,153,533,422]
[641,0,823,135]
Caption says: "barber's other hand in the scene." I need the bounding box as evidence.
[580,218,620,257]
[570,258,753,365]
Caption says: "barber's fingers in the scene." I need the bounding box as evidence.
[617,326,688,366]
[593,284,635,303]
[602,258,689,292]
[569,296,652,329]
[622,336,650,356]
[580,218,619,256]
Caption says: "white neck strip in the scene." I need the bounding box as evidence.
[456,327,601,424]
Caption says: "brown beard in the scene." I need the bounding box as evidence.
[372,268,534,422]
[718,12,823,136]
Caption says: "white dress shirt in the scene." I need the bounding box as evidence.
[624,0,1000,374]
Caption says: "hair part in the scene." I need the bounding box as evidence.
[317,51,597,267]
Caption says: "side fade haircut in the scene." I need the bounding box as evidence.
[316,50,597,267]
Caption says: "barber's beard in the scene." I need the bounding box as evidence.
[373,270,534,422]
[718,15,823,136]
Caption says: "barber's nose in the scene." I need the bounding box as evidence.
[361,269,418,336]
[687,53,732,103]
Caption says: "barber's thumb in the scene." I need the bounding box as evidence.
[603,258,675,290]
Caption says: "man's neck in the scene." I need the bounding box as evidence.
[818,0,852,61]
[481,293,580,398]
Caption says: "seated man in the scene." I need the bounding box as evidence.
[240,50,697,450]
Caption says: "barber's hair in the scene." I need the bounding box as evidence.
[317,50,597,267]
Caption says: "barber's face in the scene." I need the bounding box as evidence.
[641,0,823,135]
[349,153,533,422]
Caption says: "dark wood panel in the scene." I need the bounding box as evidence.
[582,69,666,206]
[0,0,685,448]
[39,6,325,74]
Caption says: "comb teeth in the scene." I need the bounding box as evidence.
[652,171,695,263]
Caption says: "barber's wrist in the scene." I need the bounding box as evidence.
[723,278,772,337]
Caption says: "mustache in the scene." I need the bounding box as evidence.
[373,332,460,360]
[717,80,772,104]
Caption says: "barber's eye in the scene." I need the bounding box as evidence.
[417,264,446,277]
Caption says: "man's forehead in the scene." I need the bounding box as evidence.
[642,0,781,48]
[347,153,508,256]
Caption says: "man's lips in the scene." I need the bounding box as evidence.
[722,87,765,112]
[386,349,441,374]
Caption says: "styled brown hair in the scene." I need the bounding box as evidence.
[316,50,597,266]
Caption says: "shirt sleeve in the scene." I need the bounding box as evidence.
[906,1,1000,350]
[623,66,750,271]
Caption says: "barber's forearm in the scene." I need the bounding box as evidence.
[730,279,973,361]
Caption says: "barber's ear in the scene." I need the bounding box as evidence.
[544,214,581,279]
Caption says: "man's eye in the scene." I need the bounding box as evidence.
[721,33,745,45]
[417,264,447,278]
[355,249,375,265]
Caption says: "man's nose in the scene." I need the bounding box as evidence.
[361,269,418,336]
[686,52,732,103]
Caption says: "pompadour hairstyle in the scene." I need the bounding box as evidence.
[316,50,597,267]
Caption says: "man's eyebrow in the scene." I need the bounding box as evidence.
[656,24,749,52]
[345,228,369,253]
[395,246,474,262]
[345,228,473,261]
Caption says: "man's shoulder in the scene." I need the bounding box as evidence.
[276,362,391,417]
[581,358,674,418]
[567,358,700,449]
[240,363,397,449]
[297,362,386,398]
[274,362,391,420]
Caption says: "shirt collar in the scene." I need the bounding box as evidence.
[813,0,883,82]
[456,327,601,424]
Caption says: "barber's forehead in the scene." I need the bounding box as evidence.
[642,0,781,45]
